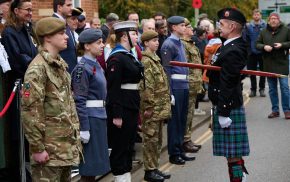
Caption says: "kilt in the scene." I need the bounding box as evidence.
[212,106,250,158]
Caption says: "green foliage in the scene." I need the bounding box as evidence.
[99,0,258,23]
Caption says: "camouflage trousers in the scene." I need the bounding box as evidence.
[184,88,199,142]
[31,164,72,182]
[142,119,163,170]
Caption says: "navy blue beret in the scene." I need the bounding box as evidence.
[78,28,103,43]
[167,16,185,25]
[217,8,246,25]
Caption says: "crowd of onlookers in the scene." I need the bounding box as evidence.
[0,0,289,181]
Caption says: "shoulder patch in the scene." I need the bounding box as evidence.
[75,67,84,83]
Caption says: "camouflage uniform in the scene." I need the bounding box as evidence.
[21,49,81,181]
[140,50,171,170]
[181,38,203,142]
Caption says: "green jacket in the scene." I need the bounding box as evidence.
[256,23,290,75]
[139,50,171,122]
[21,50,81,166]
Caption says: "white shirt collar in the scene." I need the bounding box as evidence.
[53,13,65,21]
[223,36,240,46]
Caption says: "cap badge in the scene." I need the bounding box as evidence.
[224,11,230,17]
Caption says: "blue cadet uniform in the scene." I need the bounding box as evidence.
[71,54,110,176]
[161,16,191,163]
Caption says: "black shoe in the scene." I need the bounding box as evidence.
[180,153,196,161]
[259,89,266,97]
[155,169,171,179]
[249,90,256,97]
[169,155,185,165]
[193,143,202,149]
[144,170,164,182]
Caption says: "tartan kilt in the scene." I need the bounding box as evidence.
[212,106,250,158]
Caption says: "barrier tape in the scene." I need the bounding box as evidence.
[0,80,20,118]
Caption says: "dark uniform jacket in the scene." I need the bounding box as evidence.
[256,23,290,75]
[106,44,143,118]
[207,37,247,117]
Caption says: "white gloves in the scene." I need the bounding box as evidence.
[80,131,90,144]
[171,95,175,106]
[218,116,232,128]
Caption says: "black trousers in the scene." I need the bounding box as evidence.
[107,107,138,175]
[247,54,265,91]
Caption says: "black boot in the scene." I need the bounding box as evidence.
[249,90,256,97]
[144,170,164,182]
[155,169,171,179]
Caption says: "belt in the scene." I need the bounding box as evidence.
[121,83,139,90]
[86,100,106,107]
[171,74,188,80]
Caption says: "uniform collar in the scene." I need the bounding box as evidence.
[223,36,240,46]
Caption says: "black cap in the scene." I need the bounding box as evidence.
[77,14,86,21]
[71,7,83,17]
[167,16,185,25]
[217,8,246,25]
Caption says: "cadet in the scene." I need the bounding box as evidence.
[161,16,195,165]
[72,28,110,182]
[140,30,171,182]
[207,8,249,182]
[106,21,143,182]
[21,17,81,181]
[181,18,202,153]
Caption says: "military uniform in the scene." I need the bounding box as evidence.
[181,38,203,143]
[140,50,171,171]
[72,55,110,176]
[21,49,81,181]
[106,43,143,176]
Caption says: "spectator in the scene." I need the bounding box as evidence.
[53,0,77,74]
[76,14,86,34]
[127,12,139,23]
[153,12,166,22]
[1,0,37,180]
[101,12,119,42]
[0,0,11,24]
[72,28,110,182]
[67,7,83,44]
[90,17,101,29]
[155,20,167,60]
[244,9,266,97]
[256,12,290,119]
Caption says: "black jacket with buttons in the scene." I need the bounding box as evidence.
[207,37,247,117]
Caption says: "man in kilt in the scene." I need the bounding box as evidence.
[207,8,249,182]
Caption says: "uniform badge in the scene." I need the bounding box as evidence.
[93,66,96,75]
[111,66,115,72]
[24,91,30,97]
[24,83,30,90]
[211,53,220,65]
[224,11,230,17]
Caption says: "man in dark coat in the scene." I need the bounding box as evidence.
[207,8,249,182]
[52,0,77,74]
[256,12,290,119]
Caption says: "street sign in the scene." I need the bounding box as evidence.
[259,0,290,24]
[192,0,202,9]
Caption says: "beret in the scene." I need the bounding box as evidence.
[167,16,185,25]
[141,30,158,43]
[77,14,86,21]
[0,0,11,4]
[71,7,83,17]
[113,21,138,33]
[217,8,246,25]
[78,28,103,43]
[36,17,66,37]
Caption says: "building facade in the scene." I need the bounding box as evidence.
[31,0,99,21]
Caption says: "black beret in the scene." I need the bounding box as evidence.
[36,17,66,37]
[71,7,83,17]
[77,14,86,21]
[78,28,103,43]
[141,30,158,43]
[217,8,246,25]
[167,16,185,25]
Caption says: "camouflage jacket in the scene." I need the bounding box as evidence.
[21,49,81,166]
[181,38,203,92]
[140,50,171,121]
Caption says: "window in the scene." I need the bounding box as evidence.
[73,0,81,7]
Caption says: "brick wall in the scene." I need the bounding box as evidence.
[31,0,98,22]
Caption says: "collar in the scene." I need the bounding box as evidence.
[223,36,240,46]
[53,13,65,21]
[39,48,68,70]
[169,33,180,41]
[84,54,97,62]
